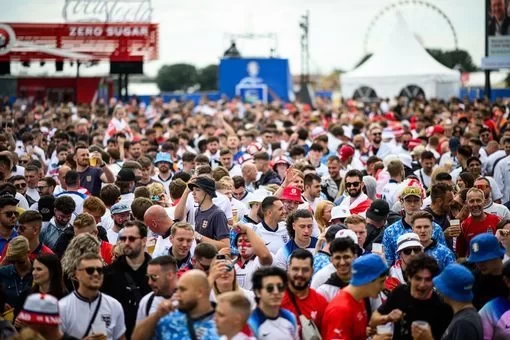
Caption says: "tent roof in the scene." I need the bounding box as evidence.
[344,12,460,79]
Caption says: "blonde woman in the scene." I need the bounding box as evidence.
[147,182,170,207]
[315,201,334,231]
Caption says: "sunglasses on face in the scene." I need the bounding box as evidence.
[475,184,488,190]
[263,283,286,293]
[15,183,27,189]
[78,266,104,275]
[372,132,382,136]
[346,182,360,188]
[119,236,141,242]
[402,247,423,256]
[1,211,19,218]
[196,260,210,271]
[146,274,160,281]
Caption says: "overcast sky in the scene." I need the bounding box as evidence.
[2,0,484,77]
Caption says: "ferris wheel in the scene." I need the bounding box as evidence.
[363,0,459,56]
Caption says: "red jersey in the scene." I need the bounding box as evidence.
[321,289,367,340]
[100,241,114,265]
[281,289,328,334]
[1,242,54,262]
[456,213,500,258]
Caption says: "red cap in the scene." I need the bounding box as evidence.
[339,145,355,162]
[280,186,303,203]
[431,125,445,136]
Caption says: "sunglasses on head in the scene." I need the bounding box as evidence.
[118,236,141,242]
[263,283,285,293]
[1,211,19,218]
[402,247,422,256]
[79,266,104,275]
[346,182,360,188]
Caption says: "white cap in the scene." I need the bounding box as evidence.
[396,233,423,253]
[335,229,358,244]
[330,206,351,221]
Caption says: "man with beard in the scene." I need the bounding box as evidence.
[74,144,115,197]
[249,266,298,339]
[102,221,152,339]
[136,256,178,322]
[0,192,20,253]
[152,153,173,195]
[128,140,142,161]
[39,196,75,251]
[364,199,390,251]
[281,249,328,336]
[456,188,501,260]
[152,270,219,338]
[233,223,273,290]
[253,197,288,255]
[274,209,317,270]
[59,253,126,340]
[413,151,436,191]
[362,124,391,161]
[371,254,452,340]
[253,152,281,188]
[316,234,358,302]
[383,184,447,265]
[300,173,322,212]
[108,202,131,244]
[336,170,372,216]
[321,156,342,201]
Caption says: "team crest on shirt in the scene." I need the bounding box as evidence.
[201,220,208,229]
[86,176,92,182]
[101,315,111,327]
[356,312,364,321]
[282,235,288,243]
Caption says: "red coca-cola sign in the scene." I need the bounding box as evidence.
[0,22,159,61]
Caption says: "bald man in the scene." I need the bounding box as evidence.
[132,270,218,340]
[242,162,258,192]
[144,205,175,257]
[54,165,72,195]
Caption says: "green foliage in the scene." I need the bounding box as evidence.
[156,63,198,91]
[198,64,219,91]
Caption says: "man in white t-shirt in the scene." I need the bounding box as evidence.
[107,202,131,244]
[253,197,289,255]
[59,253,126,340]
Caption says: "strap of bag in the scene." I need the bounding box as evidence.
[124,272,142,303]
[287,289,303,316]
[186,316,199,340]
[145,293,155,317]
[83,293,102,338]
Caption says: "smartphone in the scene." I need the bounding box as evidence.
[216,254,226,261]
[372,243,383,253]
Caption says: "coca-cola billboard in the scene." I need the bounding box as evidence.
[62,0,153,23]
[0,23,159,61]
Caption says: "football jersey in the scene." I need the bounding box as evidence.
[248,307,298,340]
[235,256,263,290]
[273,238,318,270]
[253,221,289,255]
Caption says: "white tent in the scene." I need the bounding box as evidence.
[341,12,461,100]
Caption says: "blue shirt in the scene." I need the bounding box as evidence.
[424,240,456,271]
[0,229,18,254]
[39,217,70,251]
[382,219,447,265]
[313,251,330,274]
[155,310,218,340]
[479,297,510,340]
[274,237,318,270]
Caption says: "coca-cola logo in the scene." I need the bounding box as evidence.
[62,0,153,23]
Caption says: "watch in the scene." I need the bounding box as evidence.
[99,163,106,168]
[195,232,203,242]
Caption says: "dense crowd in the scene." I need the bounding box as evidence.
[0,95,510,340]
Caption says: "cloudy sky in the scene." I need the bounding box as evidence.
[2,0,484,77]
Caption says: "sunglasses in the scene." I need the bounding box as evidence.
[346,182,360,188]
[14,183,27,189]
[263,283,285,293]
[118,236,141,242]
[146,274,159,281]
[475,184,488,190]
[372,132,382,136]
[78,266,104,275]
[1,211,19,218]
[402,247,423,256]
[196,260,211,271]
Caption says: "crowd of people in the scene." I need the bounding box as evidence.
[0,95,509,339]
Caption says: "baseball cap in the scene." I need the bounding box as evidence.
[117,168,136,182]
[351,254,388,286]
[154,152,173,165]
[467,233,505,263]
[111,202,131,215]
[400,186,423,200]
[272,156,291,170]
[335,229,358,244]
[433,264,474,303]
[0,191,19,206]
[188,177,217,198]
[17,293,61,326]
[330,205,351,221]
[339,145,355,162]
[396,233,423,253]
[280,186,303,203]
[311,127,327,139]
[366,199,390,222]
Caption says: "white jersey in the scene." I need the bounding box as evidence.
[55,190,87,215]
[228,164,243,178]
[311,263,335,289]
[235,256,265,290]
[248,308,298,340]
[484,201,510,220]
[252,221,289,255]
[136,292,165,323]
[381,180,399,209]
[316,284,341,302]
[59,292,126,340]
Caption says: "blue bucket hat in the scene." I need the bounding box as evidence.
[154,152,173,165]
[351,254,388,286]
[467,233,505,263]
[433,264,474,303]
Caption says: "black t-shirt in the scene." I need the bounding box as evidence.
[441,308,483,340]
[78,167,103,196]
[473,272,508,310]
[378,285,452,340]
[195,204,229,240]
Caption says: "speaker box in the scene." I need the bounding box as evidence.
[0,62,10,75]
[110,61,143,74]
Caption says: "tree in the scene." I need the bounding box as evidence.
[198,64,218,91]
[156,63,198,91]
[426,49,478,72]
